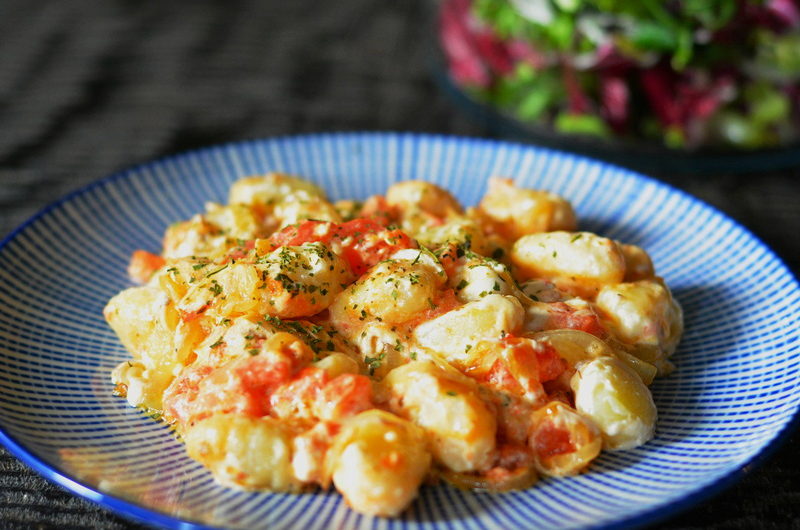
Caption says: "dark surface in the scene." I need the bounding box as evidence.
[0,1,798,529]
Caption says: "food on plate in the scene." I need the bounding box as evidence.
[105,173,682,516]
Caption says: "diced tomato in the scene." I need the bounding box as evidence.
[359,195,400,226]
[403,288,461,329]
[127,250,165,284]
[547,302,606,337]
[265,219,416,276]
[533,421,576,459]
[267,220,334,248]
[477,335,565,399]
[196,355,292,420]
[267,368,373,422]
[341,227,416,276]
[536,343,568,383]
[164,354,294,429]
[486,358,527,396]
[269,367,329,420]
[316,373,373,420]
[235,355,294,397]
[162,364,215,426]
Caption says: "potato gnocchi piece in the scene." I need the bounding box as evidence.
[330,250,445,326]
[448,254,515,303]
[386,180,463,219]
[228,172,326,206]
[105,286,186,410]
[571,357,657,450]
[178,243,351,320]
[412,216,494,257]
[327,410,431,517]
[105,286,180,365]
[519,279,565,303]
[595,279,683,375]
[272,192,342,229]
[619,243,655,281]
[162,215,224,260]
[162,203,263,260]
[414,294,524,365]
[292,421,338,484]
[327,250,446,377]
[184,413,300,491]
[512,231,626,297]
[110,360,174,413]
[204,202,264,241]
[479,177,576,240]
[384,361,496,473]
[352,322,410,379]
[313,353,360,377]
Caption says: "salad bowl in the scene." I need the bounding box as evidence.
[433,0,800,174]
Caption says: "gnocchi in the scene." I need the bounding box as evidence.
[106,173,682,517]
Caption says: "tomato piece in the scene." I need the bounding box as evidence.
[316,373,373,421]
[359,195,400,226]
[162,364,215,426]
[268,368,372,422]
[265,219,416,276]
[341,226,416,276]
[474,335,564,400]
[528,401,602,477]
[269,367,329,421]
[534,421,576,459]
[235,355,294,396]
[128,250,165,284]
[198,355,292,420]
[434,242,461,278]
[403,288,461,329]
[536,343,568,383]
[547,302,605,337]
[164,354,294,429]
[267,220,334,248]
[485,358,526,396]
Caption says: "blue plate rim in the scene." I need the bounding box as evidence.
[0,131,797,530]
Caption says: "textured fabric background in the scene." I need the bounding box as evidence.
[0,1,798,528]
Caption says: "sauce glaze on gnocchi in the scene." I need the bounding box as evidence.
[106,174,682,516]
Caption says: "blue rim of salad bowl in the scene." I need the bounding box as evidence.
[0,132,797,529]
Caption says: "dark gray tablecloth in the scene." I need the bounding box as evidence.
[0,1,798,528]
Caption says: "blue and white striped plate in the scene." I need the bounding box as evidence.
[0,133,798,529]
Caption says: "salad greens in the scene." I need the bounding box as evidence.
[440,0,800,149]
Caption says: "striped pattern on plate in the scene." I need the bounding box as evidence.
[0,133,797,530]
